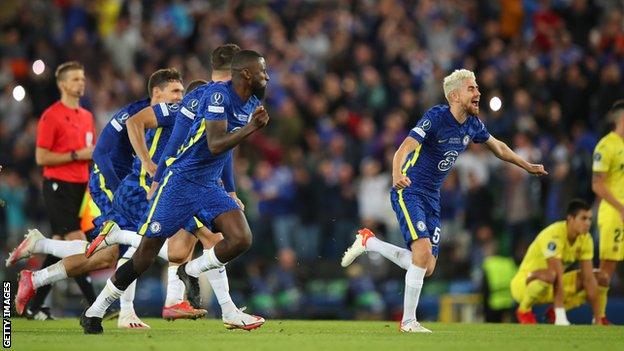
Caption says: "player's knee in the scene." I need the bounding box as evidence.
[595,270,610,287]
[544,269,557,284]
[231,228,252,253]
[411,251,432,267]
[167,249,189,265]
[425,267,435,277]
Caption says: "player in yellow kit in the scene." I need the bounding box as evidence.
[511,199,608,325]
[592,100,624,324]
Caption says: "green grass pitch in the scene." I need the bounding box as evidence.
[9,318,623,351]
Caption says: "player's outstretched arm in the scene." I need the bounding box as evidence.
[127,107,159,177]
[484,136,548,176]
[592,172,624,221]
[579,260,602,324]
[392,136,419,189]
[205,106,269,155]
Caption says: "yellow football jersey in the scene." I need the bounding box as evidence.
[592,131,624,203]
[517,221,593,275]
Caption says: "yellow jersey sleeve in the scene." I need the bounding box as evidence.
[539,225,565,260]
[579,233,594,261]
[592,137,612,173]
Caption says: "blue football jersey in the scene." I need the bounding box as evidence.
[153,83,210,183]
[168,81,261,187]
[125,102,180,190]
[92,98,151,188]
[403,104,490,197]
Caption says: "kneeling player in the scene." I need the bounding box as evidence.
[511,199,609,325]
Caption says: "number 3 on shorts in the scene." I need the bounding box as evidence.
[431,227,441,245]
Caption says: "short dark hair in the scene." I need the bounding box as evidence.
[211,44,241,71]
[186,79,208,93]
[55,61,84,82]
[231,50,263,72]
[147,68,183,98]
[566,199,591,217]
[610,99,624,115]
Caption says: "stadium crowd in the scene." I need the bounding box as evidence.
[1,0,623,320]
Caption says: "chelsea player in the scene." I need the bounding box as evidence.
[85,45,263,328]
[81,50,269,334]
[341,69,547,333]
[11,69,183,328]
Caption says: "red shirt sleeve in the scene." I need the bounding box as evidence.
[36,110,57,149]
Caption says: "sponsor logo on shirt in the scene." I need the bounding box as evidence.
[438,150,459,172]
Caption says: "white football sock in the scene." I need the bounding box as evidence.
[158,241,169,261]
[117,254,137,314]
[366,237,412,270]
[86,279,123,318]
[113,230,168,261]
[31,261,68,289]
[112,230,141,247]
[206,267,237,316]
[165,264,185,307]
[33,239,88,258]
[402,264,426,324]
[185,248,224,278]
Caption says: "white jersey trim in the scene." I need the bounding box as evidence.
[180,107,195,120]
[412,127,426,138]
[159,103,169,116]
[110,118,123,132]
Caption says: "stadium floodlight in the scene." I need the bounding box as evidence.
[489,96,502,112]
[32,59,45,75]
[12,85,26,102]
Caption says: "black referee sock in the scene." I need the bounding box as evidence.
[28,254,60,312]
[74,274,97,304]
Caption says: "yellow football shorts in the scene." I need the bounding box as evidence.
[510,270,579,304]
[598,205,624,261]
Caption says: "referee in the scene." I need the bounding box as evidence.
[30,61,97,319]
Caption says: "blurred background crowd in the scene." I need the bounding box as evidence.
[1,0,623,322]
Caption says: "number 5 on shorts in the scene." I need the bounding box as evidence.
[431,227,441,245]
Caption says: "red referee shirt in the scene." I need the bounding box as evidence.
[36,101,96,183]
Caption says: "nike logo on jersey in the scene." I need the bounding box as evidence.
[438,139,448,143]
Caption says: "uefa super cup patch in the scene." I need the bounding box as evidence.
[421,119,431,131]
[547,242,557,251]
[187,99,199,112]
[116,112,130,124]
[211,92,224,105]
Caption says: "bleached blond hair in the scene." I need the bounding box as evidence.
[443,69,476,102]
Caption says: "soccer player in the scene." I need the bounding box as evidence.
[591,100,624,324]
[10,69,185,327]
[87,45,262,328]
[341,69,547,333]
[511,199,608,325]
[80,50,269,334]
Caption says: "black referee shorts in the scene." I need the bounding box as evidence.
[42,178,87,236]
